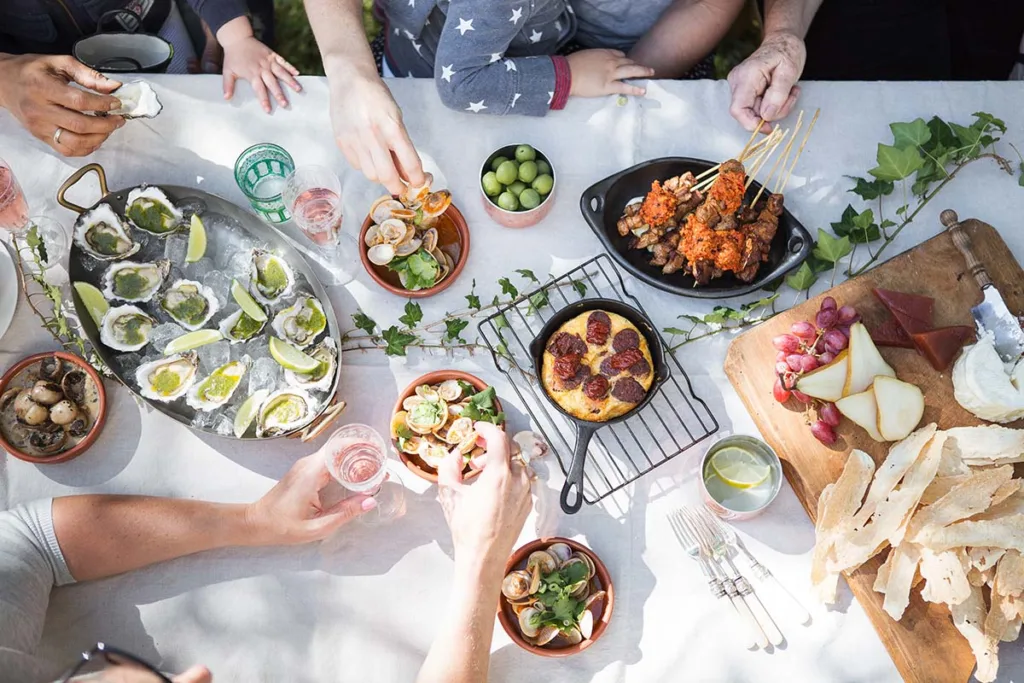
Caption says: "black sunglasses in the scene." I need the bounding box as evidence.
[59,643,172,683]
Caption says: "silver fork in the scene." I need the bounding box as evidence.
[669,509,764,649]
[700,509,811,625]
[684,508,783,646]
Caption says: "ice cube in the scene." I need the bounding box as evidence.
[79,256,100,272]
[225,250,253,280]
[202,270,232,309]
[149,322,185,353]
[213,413,234,437]
[115,352,142,373]
[185,257,214,280]
[164,233,188,264]
[248,356,280,394]
[244,337,270,362]
[198,340,230,374]
[191,410,215,430]
[178,198,207,221]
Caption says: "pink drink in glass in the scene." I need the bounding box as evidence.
[0,164,29,233]
[292,187,342,245]
[325,424,388,495]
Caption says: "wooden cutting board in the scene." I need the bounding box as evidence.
[724,219,1024,683]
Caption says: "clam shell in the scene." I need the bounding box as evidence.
[364,223,383,248]
[378,218,408,244]
[416,385,440,401]
[369,196,404,224]
[422,228,439,254]
[420,442,449,467]
[437,379,463,402]
[399,173,433,207]
[367,243,396,266]
[73,203,140,261]
[402,395,424,411]
[99,304,154,352]
[421,190,452,218]
[502,570,533,601]
[527,550,558,574]
[531,625,560,647]
[518,606,543,639]
[390,208,417,221]
[547,543,573,564]
[445,417,474,445]
[395,238,422,257]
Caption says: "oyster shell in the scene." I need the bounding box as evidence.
[284,338,338,392]
[73,203,140,261]
[219,308,267,343]
[160,279,219,331]
[256,388,316,438]
[110,80,162,119]
[186,359,249,412]
[135,351,199,402]
[125,186,182,235]
[99,304,155,352]
[249,249,295,305]
[271,296,326,349]
[102,259,170,302]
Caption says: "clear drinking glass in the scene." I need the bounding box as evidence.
[282,165,343,246]
[0,158,30,235]
[324,423,405,525]
[16,216,70,284]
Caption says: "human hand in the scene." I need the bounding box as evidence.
[566,49,655,98]
[242,451,376,545]
[0,54,124,156]
[727,32,805,132]
[217,16,301,113]
[437,422,532,571]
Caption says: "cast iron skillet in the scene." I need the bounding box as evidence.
[529,298,670,514]
[579,156,811,299]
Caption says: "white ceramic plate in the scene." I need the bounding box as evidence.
[0,242,18,341]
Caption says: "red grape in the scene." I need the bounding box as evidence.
[811,420,837,445]
[837,305,860,325]
[786,354,804,372]
[818,351,836,365]
[799,355,819,373]
[813,338,826,354]
[816,308,838,329]
[824,329,849,353]
[792,389,812,404]
[772,334,801,353]
[821,296,838,311]
[837,324,852,338]
[819,402,842,427]
[776,350,788,362]
[775,361,790,375]
[790,321,817,340]
[773,378,791,403]
[780,372,798,390]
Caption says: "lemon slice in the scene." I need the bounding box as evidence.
[269,336,319,372]
[73,281,109,326]
[234,389,269,438]
[164,329,223,355]
[231,279,267,322]
[186,214,206,263]
[710,446,771,489]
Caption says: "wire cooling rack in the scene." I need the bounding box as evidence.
[477,254,720,507]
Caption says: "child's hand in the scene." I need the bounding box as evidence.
[218,17,301,113]
[566,49,654,99]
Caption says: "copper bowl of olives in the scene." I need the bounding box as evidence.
[0,351,107,464]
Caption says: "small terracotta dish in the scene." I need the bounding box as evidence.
[0,351,107,464]
[390,370,504,483]
[498,537,614,657]
[480,144,557,229]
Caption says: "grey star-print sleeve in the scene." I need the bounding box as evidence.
[434,0,572,116]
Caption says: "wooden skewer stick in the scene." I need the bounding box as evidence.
[745,128,788,191]
[740,128,784,187]
[694,134,776,184]
[777,108,820,194]
[753,112,804,205]
[738,118,767,160]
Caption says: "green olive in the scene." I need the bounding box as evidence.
[535,159,551,175]
[518,160,538,183]
[532,174,554,196]
[519,188,542,210]
[495,160,519,186]
[481,171,502,197]
[507,181,528,197]
[514,145,536,163]
[497,191,519,211]
[490,155,509,172]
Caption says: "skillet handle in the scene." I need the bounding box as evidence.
[560,427,595,514]
[57,163,109,214]
[579,175,618,230]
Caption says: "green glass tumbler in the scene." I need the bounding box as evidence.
[234,143,295,223]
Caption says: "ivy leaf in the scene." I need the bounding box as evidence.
[847,176,894,200]
[677,313,704,325]
[494,312,509,330]
[498,277,518,298]
[1018,162,1024,188]
[950,122,981,150]
[399,301,423,328]
[868,143,924,181]
[832,205,880,243]
[703,306,740,325]
[925,116,958,153]
[570,279,587,297]
[465,279,481,310]
[526,290,549,315]
[889,119,931,149]
[381,325,417,356]
[664,326,691,336]
[515,269,539,283]
[880,219,897,230]
[742,293,779,313]
[813,228,852,264]
[444,318,469,342]
[496,342,511,360]
[972,111,1006,134]
[785,262,817,292]
[352,311,377,336]
[896,205,908,217]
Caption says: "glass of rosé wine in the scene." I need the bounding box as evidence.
[0,158,30,235]
[283,166,344,246]
[324,423,405,525]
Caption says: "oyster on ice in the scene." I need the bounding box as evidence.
[72,203,140,260]
[135,352,199,402]
[249,249,295,305]
[256,388,316,438]
[110,80,162,119]
[271,296,326,349]
[102,259,170,302]
[186,359,249,412]
[219,308,266,343]
[285,338,338,392]
[99,304,154,352]
[160,279,219,331]
[125,186,182,235]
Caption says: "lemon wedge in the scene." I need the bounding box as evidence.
[234,389,269,438]
[164,329,222,355]
[73,281,109,326]
[710,446,771,489]
[231,279,267,322]
[186,214,206,263]
[269,336,319,373]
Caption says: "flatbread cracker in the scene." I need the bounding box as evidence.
[883,542,923,620]
[907,465,1014,542]
[850,424,937,531]
[950,584,1000,683]
[918,548,971,607]
[944,426,1024,466]
[994,550,1024,597]
[916,514,1024,553]
[921,474,971,506]
[968,547,1006,573]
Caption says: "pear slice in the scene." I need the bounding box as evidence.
[873,376,925,441]
[796,351,849,402]
[843,322,896,396]
[836,388,885,441]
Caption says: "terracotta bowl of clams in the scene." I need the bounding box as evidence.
[389,370,505,483]
[0,351,107,464]
[498,537,614,657]
[359,175,471,299]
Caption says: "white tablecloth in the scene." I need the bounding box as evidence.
[2,77,1024,683]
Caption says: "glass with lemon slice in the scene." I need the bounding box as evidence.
[700,435,782,520]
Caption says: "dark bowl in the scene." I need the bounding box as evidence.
[579,156,811,299]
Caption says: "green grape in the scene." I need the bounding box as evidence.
[495,160,519,186]
[507,181,528,197]
[490,156,509,172]
[535,159,551,175]
[518,160,538,184]
[481,171,502,197]
[519,188,542,210]
[497,191,519,211]
[514,145,536,162]
[532,174,554,196]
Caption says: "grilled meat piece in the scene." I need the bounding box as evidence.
[635,228,663,249]
[716,214,739,232]
[694,202,722,228]
[638,180,678,228]
[662,252,686,274]
[616,207,644,236]
[674,189,704,222]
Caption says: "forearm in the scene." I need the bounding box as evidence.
[629,0,743,78]
[417,556,504,683]
[216,16,254,49]
[52,495,254,582]
[185,0,247,36]
[762,0,823,39]
[304,0,378,82]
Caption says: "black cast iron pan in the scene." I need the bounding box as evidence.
[529,298,670,514]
